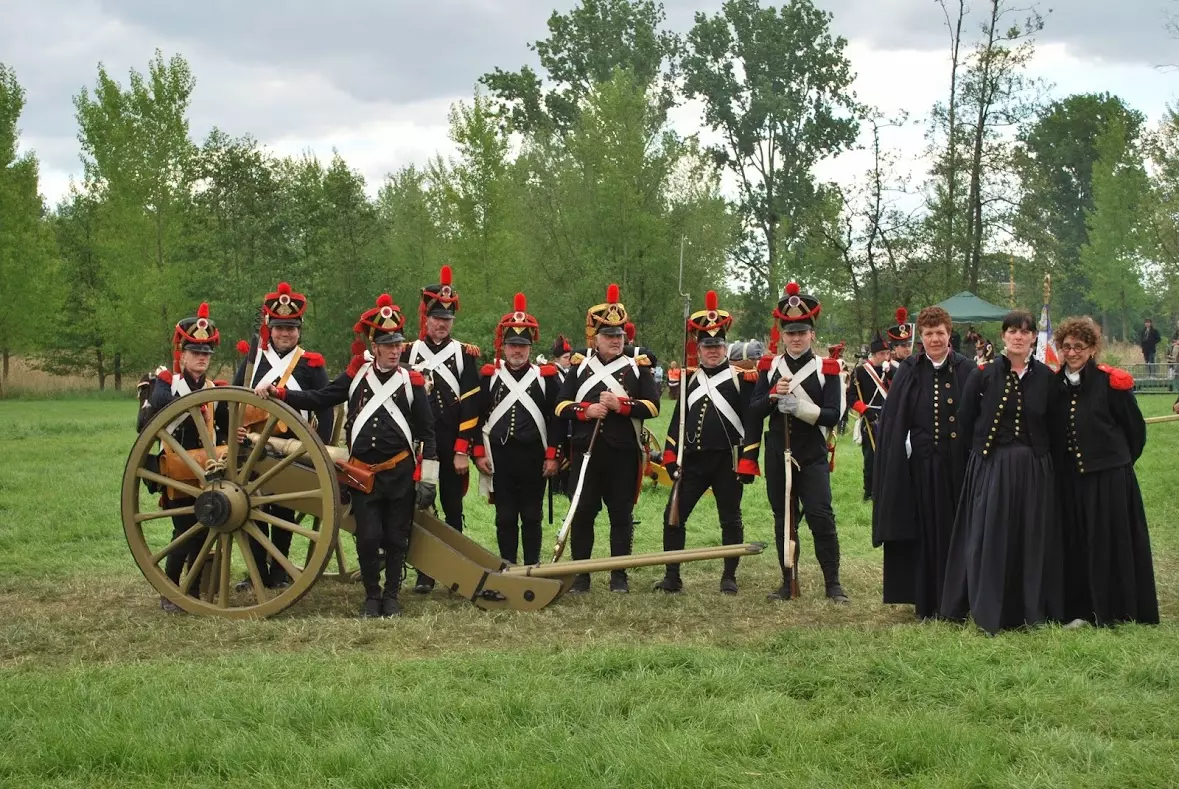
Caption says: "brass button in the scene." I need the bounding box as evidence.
[949,416,956,423]
[945,382,951,389]
[951,431,957,439]
[947,398,954,404]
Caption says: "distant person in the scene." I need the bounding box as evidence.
[950,326,961,352]
[1139,318,1160,368]
[667,360,681,401]
[653,362,664,396]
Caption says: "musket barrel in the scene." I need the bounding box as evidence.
[505,543,765,577]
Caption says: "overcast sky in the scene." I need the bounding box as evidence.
[5,0,1177,205]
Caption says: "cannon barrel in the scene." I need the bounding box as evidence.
[247,432,349,463]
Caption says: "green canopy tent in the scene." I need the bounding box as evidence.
[931,291,1010,323]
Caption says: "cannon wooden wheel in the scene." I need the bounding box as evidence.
[121,387,341,618]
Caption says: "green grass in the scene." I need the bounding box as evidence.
[1,395,1177,787]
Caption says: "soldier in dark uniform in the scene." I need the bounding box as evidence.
[471,294,561,565]
[258,294,437,617]
[405,265,481,593]
[748,282,849,603]
[654,291,760,594]
[556,284,660,593]
[847,329,890,501]
[872,306,972,620]
[232,281,333,590]
[146,303,227,612]
[886,307,915,366]
[550,334,574,498]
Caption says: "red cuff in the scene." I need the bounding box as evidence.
[454,438,469,455]
[545,446,557,460]
[618,398,633,417]
[472,444,486,458]
[662,449,676,466]
[576,402,592,421]
[736,458,760,477]
[274,386,287,401]
[851,401,867,415]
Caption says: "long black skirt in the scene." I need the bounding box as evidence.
[1060,465,1159,625]
[940,444,1064,634]
[882,455,957,619]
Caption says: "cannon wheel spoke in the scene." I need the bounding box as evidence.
[250,489,322,507]
[150,522,205,567]
[237,413,280,485]
[245,448,307,495]
[136,468,202,500]
[233,530,269,604]
[134,504,196,524]
[216,533,232,608]
[187,406,219,461]
[155,430,207,485]
[244,522,303,584]
[251,508,320,543]
[179,530,217,595]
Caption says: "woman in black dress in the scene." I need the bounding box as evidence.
[872,306,973,619]
[940,310,1063,633]
[1050,316,1158,626]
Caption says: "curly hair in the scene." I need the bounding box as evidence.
[916,306,953,333]
[1053,315,1102,353]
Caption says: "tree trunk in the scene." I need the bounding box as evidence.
[114,353,123,391]
[941,0,965,293]
[964,0,1000,292]
[96,347,106,391]
[2,347,8,382]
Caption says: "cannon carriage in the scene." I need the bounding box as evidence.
[122,386,764,618]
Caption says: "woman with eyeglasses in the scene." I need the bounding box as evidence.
[1050,316,1158,626]
[940,310,1064,634]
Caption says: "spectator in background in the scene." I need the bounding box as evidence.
[653,362,664,397]
[950,326,962,352]
[1140,318,1161,369]
[667,360,681,401]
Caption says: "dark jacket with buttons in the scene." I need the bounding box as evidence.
[661,361,760,474]
[1048,359,1145,475]
[278,360,436,465]
[871,351,972,544]
[472,361,561,459]
[958,355,1055,458]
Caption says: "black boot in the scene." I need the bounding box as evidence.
[767,576,795,601]
[609,570,629,593]
[382,553,404,616]
[381,592,401,617]
[569,573,591,593]
[361,595,382,617]
[413,572,435,594]
[358,549,384,617]
[719,575,738,595]
[653,567,682,593]
[720,523,742,595]
[814,533,850,604]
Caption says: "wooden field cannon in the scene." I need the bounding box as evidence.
[122,387,765,618]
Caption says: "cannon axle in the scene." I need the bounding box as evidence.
[193,479,252,533]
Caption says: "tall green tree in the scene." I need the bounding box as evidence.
[481,0,680,135]
[682,0,859,299]
[1014,93,1145,317]
[1079,117,1151,340]
[0,63,58,392]
[73,50,198,384]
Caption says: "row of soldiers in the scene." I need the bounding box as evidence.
[150,268,855,617]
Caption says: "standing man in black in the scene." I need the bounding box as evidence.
[258,294,437,617]
[1140,318,1161,369]
[147,302,228,612]
[233,281,333,590]
[847,330,890,501]
[549,334,574,498]
[886,307,915,367]
[654,291,760,595]
[748,282,850,603]
[406,265,481,593]
[555,284,660,593]
[471,293,560,565]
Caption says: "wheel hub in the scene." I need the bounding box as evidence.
[194,479,251,533]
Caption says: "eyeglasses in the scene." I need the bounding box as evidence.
[1060,343,1091,354]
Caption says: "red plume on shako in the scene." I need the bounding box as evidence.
[170,302,221,373]
[355,293,405,345]
[419,265,460,338]
[768,281,821,354]
[494,292,540,363]
[584,282,629,345]
[685,289,733,369]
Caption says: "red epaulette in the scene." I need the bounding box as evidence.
[742,369,758,383]
[757,355,774,372]
[213,379,229,387]
[480,363,496,377]
[409,370,426,387]
[821,358,840,376]
[463,343,481,357]
[1098,364,1134,390]
[303,352,325,367]
[539,363,559,377]
[156,370,173,385]
[345,354,367,379]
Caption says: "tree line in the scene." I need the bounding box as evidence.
[1,0,1177,394]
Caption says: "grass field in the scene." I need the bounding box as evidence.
[1,393,1177,788]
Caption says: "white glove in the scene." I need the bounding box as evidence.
[419,458,440,486]
[778,394,799,414]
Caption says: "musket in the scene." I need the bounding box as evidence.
[551,418,603,562]
[668,235,690,527]
[782,396,801,600]
[547,475,554,526]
